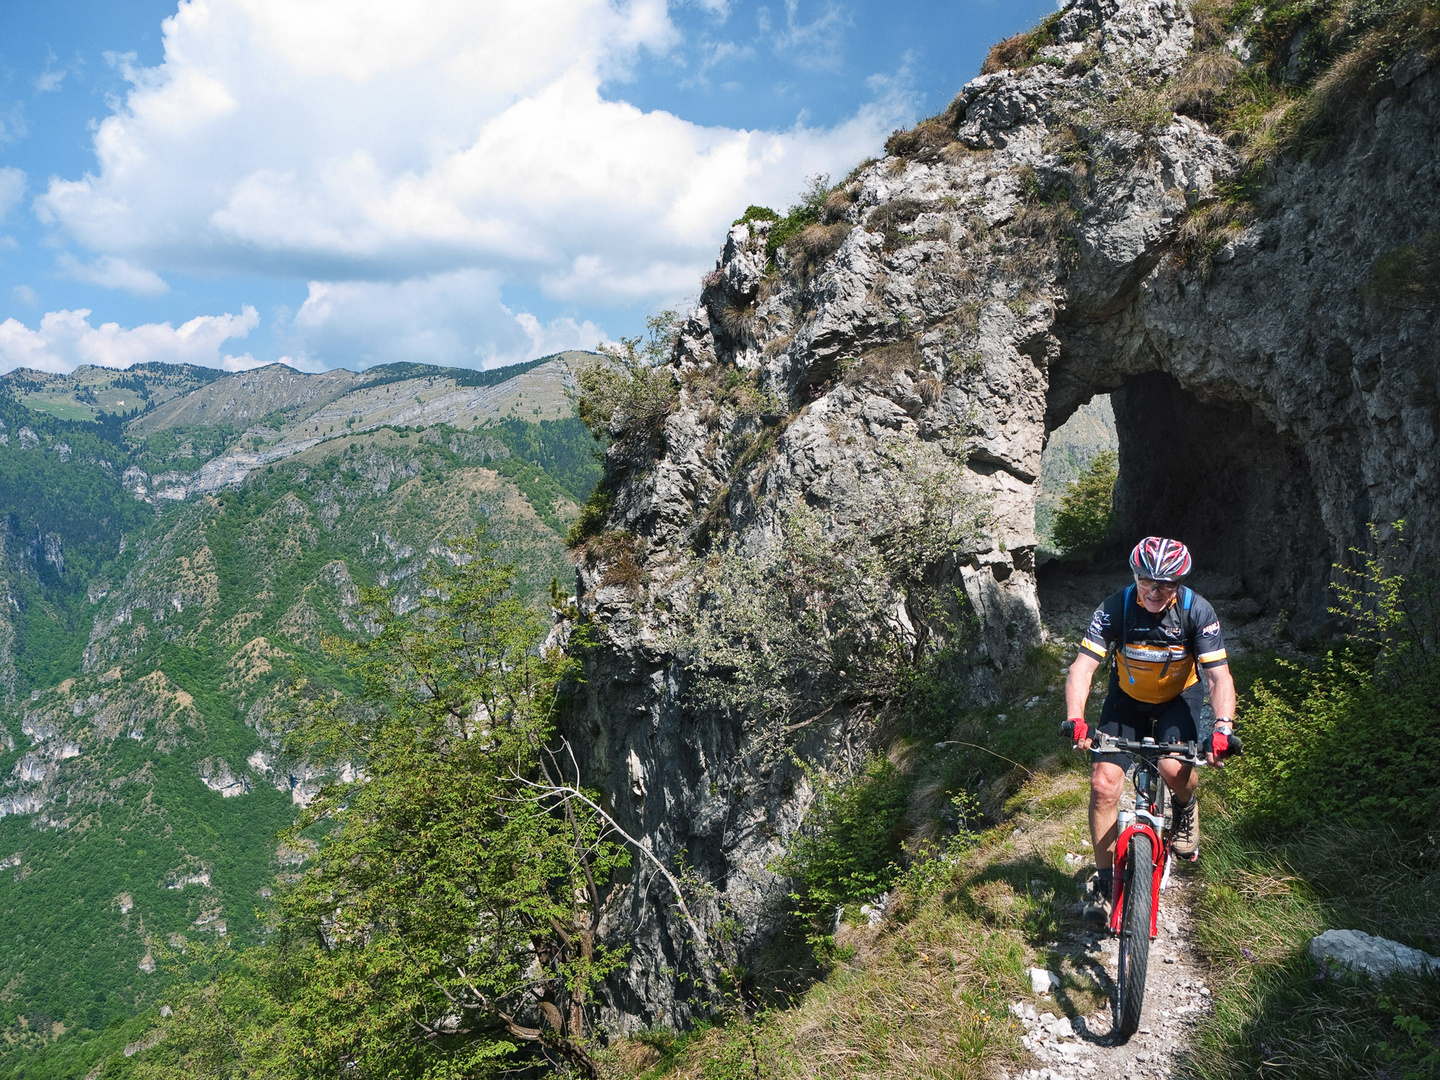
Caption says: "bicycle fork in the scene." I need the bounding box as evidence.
[1109,821,1166,938]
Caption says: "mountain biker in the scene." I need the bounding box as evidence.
[1063,536,1237,920]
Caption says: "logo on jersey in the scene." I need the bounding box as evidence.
[1088,610,1109,637]
[1201,620,1220,636]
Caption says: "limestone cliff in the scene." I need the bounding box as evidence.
[565,0,1440,1028]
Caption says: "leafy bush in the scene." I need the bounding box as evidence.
[779,756,910,929]
[1221,525,1440,832]
[761,174,844,269]
[1050,450,1116,556]
[576,311,680,447]
[1226,647,1440,831]
[566,485,612,547]
[732,205,781,229]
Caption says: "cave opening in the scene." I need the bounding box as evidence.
[1040,371,1334,638]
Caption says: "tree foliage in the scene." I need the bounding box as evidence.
[576,312,681,447]
[1051,450,1117,557]
[137,536,626,1079]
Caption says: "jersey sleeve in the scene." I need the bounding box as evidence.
[1078,596,1116,661]
[1190,596,1228,668]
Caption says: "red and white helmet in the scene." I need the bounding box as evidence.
[1129,536,1192,582]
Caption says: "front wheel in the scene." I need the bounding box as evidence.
[1114,833,1154,1042]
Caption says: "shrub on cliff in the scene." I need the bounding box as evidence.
[1050,450,1117,557]
[576,311,681,447]
[675,439,992,753]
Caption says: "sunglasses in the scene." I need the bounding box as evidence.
[1136,578,1180,594]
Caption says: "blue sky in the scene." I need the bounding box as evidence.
[0,0,1057,374]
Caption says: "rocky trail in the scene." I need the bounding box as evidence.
[1008,870,1216,1080]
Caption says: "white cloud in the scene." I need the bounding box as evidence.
[33,0,906,368]
[0,104,25,149]
[0,307,261,375]
[0,168,25,224]
[57,253,170,296]
[11,285,38,306]
[287,269,604,369]
[761,1,853,70]
[35,51,72,93]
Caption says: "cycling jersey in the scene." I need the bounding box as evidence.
[1077,586,1228,705]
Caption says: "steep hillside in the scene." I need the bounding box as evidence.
[126,351,589,499]
[0,356,601,1073]
[562,0,1440,1029]
[0,364,224,423]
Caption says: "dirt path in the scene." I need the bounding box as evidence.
[1006,868,1215,1080]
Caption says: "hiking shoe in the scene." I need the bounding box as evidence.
[1171,796,1199,857]
[1082,871,1113,924]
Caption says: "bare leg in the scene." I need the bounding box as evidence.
[1157,759,1196,803]
[1090,759,1127,871]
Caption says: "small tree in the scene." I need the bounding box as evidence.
[1052,450,1117,557]
[576,310,681,446]
[139,535,628,1080]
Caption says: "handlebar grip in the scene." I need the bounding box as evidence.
[1060,720,1076,739]
[1227,733,1243,757]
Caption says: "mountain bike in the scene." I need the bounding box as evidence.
[1062,730,1242,1042]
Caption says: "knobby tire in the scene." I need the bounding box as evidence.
[1115,833,1153,1042]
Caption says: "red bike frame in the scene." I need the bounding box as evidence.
[1109,821,1166,938]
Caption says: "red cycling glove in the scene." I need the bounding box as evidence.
[1062,718,1089,743]
[1209,729,1230,758]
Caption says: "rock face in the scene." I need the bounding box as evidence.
[566,0,1440,1028]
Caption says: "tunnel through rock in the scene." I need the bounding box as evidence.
[1111,372,1332,635]
[1042,371,1333,640]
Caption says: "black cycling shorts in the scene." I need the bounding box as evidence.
[1094,685,1204,767]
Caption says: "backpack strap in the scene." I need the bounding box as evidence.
[1120,585,1136,687]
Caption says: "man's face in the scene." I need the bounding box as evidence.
[1135,577,1179,614]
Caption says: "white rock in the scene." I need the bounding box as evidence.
[1309,929,1440,979]
[1030,967,1060,994]
[1048,1015,1074,1038]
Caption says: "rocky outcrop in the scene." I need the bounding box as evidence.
[566,0,1440,1029]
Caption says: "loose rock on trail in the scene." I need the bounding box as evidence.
[1005,872,1215,1080]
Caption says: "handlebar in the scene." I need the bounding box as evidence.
[1091,733,1205,763]
[1058,723,1243,762]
